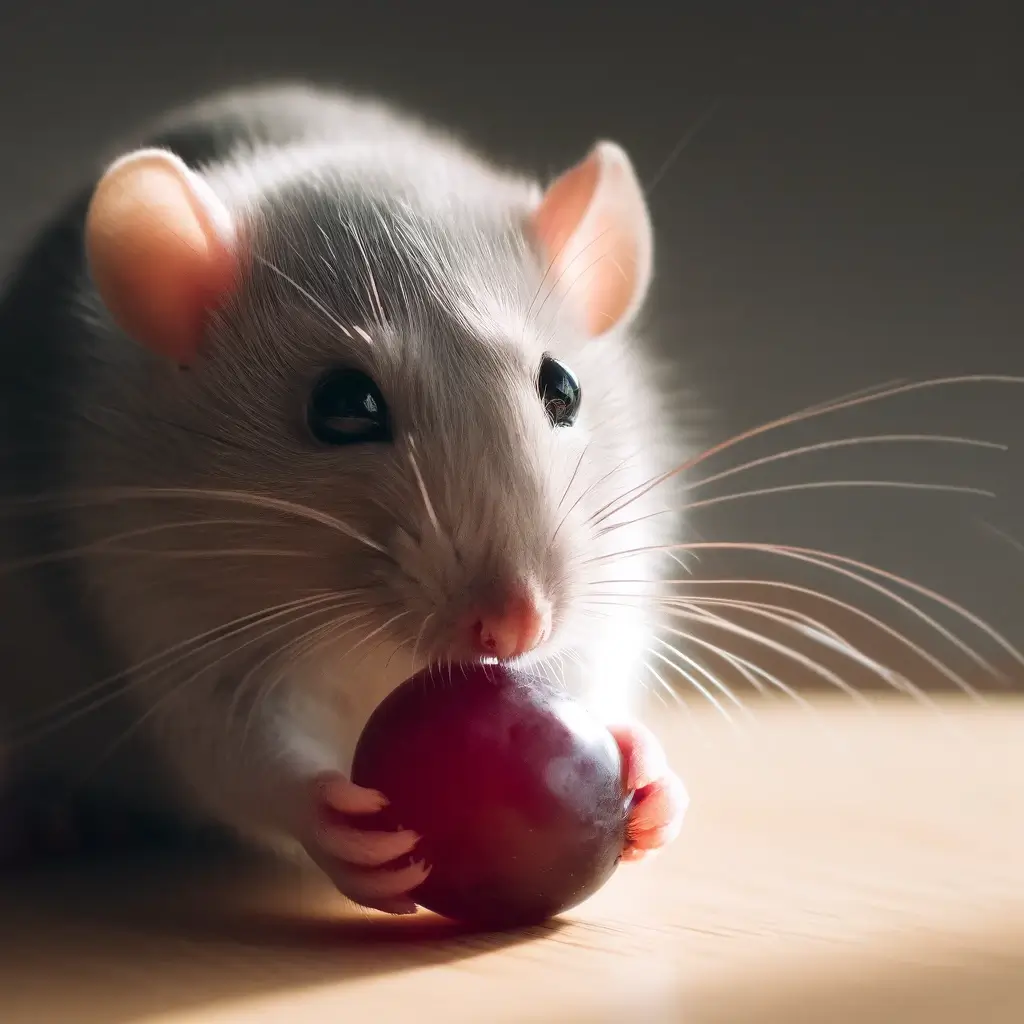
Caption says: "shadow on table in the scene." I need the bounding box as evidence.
[0,846,561,1024]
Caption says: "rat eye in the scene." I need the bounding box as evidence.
[307,368,391,446]
[537,355,581,427]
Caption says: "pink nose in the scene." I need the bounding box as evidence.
[469,587,551,660]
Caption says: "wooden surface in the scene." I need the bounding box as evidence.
[1,695,1022,1024]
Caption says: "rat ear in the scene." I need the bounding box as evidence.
[530,141,653,337]
[85,148,237,365]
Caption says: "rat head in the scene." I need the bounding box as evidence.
[81,135,677,721]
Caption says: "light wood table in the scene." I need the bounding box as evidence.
[1,695,1022,1023]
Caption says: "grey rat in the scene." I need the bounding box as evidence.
[0,83,687,911]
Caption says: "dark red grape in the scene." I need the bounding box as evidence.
[349,663,630,928]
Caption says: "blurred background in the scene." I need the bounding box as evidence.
[2,3,1023,688]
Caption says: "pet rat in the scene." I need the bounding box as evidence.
[0,83,687,912]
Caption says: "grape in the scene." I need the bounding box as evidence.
[349,663,629,928]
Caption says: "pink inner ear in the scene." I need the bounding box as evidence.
[85,152,237,365]
[530,142,652,337]
[531,155,602,272]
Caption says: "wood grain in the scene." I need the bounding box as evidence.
[1,693,1022,1023]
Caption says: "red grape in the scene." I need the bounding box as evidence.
[349,663,630,927]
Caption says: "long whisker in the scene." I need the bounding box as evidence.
[650,577,982,700]
[227,606,375,729]
[553,449,643,546]
[655,623,813,709]
[93,605,370,784]
[345,610,412,662]
[0,517,302,576]
[0,486,386,554]
[585,540,1016,680]
[690,543,1019,676]
[687,434,1005,494]
[592,374,1024,526]
[669,595,938,705]
[660,610,873,706]
[643,643,736,723]
[681,479,994,515]
[598,476,994,539]
[11,595,362,750]
[108,547,311,561]
[640,659,694,716]
[6,591,352,736]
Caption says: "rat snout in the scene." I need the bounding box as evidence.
[457,579,553,661]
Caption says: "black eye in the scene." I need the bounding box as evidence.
[537,354,582,427]
[307,368,391,446]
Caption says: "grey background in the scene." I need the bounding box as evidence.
[1,5,1022,677]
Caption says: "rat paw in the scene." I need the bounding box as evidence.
[608,722,688,862]
[302,772,430,915]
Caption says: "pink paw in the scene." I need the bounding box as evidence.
[302,772,430,915]
[608,722,688,862]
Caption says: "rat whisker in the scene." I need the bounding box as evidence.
[687,433,1006,494]
[660,625,812,708]
[94,604,372,785]
[231,606,376,737]
[0,485,387,555]
[591,374,1024,527]
[552,448,643,546]
[653,577,979,700]
[0,517,298,576]
[229,607,376,732]
[681,479,995,514]
[659,610,873,706]
[6,592,355,736]
[555,443,590,515]
[684,543,1016,678]
[10,593,362,748]
[598,475,995,540]
[107,547,312,560]
[595,478,995,536]
[670,596,939,706]
[112,602,367,774]
[644,642,739,723]
[644,96,723,195]
[582,540,1016,681]
[345,610,413,664]
[640,659,693,715]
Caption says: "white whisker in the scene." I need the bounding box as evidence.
[682,479,994,515]
[585,540,1015,680]
[7,592,353,738]
[592,374,1024,526]
[644,639,739,723]
[688,433,1005,494]
[647,578,982,701]
[662,608,873,706]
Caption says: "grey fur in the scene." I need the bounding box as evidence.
[0,84,681,860]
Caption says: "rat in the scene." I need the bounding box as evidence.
[0,82,687,912]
